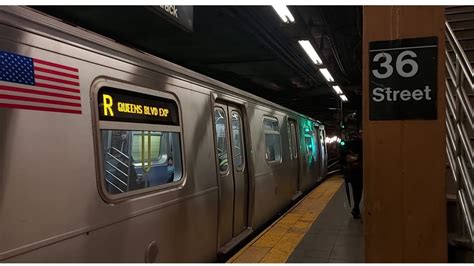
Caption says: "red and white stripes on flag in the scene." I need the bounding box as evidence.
[0,51,82,114]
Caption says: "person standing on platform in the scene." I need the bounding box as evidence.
[341,133,363,219]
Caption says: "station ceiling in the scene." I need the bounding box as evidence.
[34,6,362,131]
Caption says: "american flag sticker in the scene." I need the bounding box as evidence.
[0,51,82,114]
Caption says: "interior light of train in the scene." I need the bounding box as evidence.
[340,94,349,102]
[272,5,295,23]
[298,40,323,65]
[319,68,334,82]
[325,136,340,143]
[332,85,343,94]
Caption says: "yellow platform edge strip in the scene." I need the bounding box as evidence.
[227,176,344,263]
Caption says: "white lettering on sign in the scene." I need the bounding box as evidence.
[396,50,418,78]
[160,5,179,18]
[372,52,393,79]
[371,49,431,103]
[372,86,432,102]
[372,50,419,79]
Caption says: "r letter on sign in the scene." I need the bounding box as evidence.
[369,37,438,120]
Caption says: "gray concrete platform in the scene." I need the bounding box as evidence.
[287,185,364,263]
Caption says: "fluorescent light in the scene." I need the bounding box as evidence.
[340,95,348,102]
[298,40,323,65]
[332,85,343,94]
[272,5,295,23]
[319,68,334,82]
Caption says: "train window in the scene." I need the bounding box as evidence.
[263,118,279,131]
[263,116,282,163]
[214,107,229,173]
[95,86,184,200]
[231,111,245,170]
[102,130,182,194]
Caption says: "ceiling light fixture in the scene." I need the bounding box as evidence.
[319,68,334,82]
[340,95,349,102]
[272,5,295,23]
[298,40,323,65]
[332,85,343,95]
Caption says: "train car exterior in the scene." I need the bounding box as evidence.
[0,7,327,262]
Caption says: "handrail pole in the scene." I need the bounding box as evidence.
[445,18,474,249]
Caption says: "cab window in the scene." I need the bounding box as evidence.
[96,86,183,200]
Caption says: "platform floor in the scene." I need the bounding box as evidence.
[228,175,365,263]
[288,183,364,263]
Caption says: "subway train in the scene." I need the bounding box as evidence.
[0,7,327,262]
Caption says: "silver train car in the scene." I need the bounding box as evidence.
[0,7,327,262]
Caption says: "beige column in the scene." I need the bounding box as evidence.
[363,6,447,262]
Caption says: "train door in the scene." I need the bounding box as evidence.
[288,119,301,199]
[214,102,249,247]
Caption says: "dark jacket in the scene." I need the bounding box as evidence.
[341,138,363,178]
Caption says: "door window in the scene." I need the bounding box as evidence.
[288,120,298,159]
[231,111,245,170]
[214,107,229,173]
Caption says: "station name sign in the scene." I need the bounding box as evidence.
[369,37,438,120]
[98,87,179,126]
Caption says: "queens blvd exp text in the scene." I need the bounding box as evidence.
[102,93,170,118]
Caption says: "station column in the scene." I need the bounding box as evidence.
[363,6,447,262]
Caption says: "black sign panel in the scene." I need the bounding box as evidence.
[149,6,193,32]
[98,87,179,126]
[369,37,438,120]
